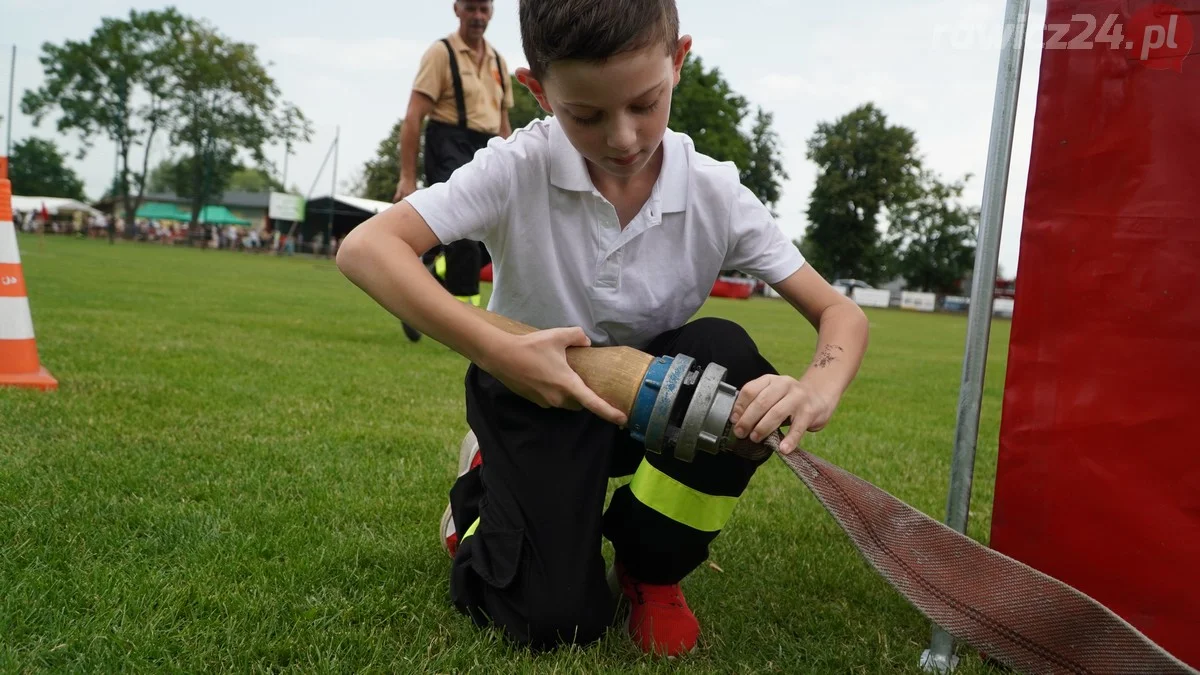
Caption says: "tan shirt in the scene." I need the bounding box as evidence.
[412,32,513,135]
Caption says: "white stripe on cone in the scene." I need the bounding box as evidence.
[0,297,36,340]
[0,221,21,264]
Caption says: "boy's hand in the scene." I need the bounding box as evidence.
[485,327,629,427]
[729,375,835,455]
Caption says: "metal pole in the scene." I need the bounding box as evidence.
[920,0,1030,671]
[7,45,16,157]
[327,125,338,256]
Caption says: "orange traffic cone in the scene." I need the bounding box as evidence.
[0,156,57,391]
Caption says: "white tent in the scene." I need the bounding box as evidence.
[11,195,102,218]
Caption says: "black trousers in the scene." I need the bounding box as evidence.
[423,120,494,298]
[447,317,777,651]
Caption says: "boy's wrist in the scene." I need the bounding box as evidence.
[466,328,515,374]
[797,371,846,410]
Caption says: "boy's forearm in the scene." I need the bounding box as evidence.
[336,232,505,368]
[798,302,869,403]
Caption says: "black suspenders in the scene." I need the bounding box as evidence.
[440,38,506,130]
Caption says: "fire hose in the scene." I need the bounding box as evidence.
[472,306,1197,674]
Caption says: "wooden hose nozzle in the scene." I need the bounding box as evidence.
[469,305,655,417]
[469,305,781,461]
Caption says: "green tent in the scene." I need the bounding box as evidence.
[135,202,252,226]
[136,201,192,221]
[198,205,251,226]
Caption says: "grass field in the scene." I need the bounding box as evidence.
[1,234,1010,673]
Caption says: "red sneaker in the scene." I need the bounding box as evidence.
[440,430,482,558]
[613,561,700,658]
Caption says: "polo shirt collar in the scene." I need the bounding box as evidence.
[549,118,690,213]
[549,118,593,192]
[446,31,491,59]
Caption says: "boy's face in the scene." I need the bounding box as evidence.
[518,36,692,180]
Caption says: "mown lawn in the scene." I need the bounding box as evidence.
[1,234,1009,673]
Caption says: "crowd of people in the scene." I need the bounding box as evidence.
[13,209,338,257]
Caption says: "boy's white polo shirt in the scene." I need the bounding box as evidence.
[404,117,805,349]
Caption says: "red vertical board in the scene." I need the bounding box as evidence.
[991,0,1200,667]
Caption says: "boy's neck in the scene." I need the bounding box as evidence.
[587,144,664,196]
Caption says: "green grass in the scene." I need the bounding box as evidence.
[1,234,1010,673]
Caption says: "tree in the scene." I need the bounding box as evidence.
[166,18,281,230]
[804,103,923,283]
[270,101,314,190]
[669,54,787,214]
[670,55,750,172]
[21,8,189,241]
[147,152,237,198]
[742,108,788,217]
[350,119,422,203]
[227,167,284,193]
[9,138,87,200]
[884,170,979,294]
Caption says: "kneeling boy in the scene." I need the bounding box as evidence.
[337,0,868,658]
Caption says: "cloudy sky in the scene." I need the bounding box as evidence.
[3,0,1048,275]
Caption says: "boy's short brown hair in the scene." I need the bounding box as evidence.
[519,0,679,80]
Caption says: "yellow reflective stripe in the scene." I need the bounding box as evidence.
[460,517,480,541]
[434,254,446,277]
[629,460,738,532]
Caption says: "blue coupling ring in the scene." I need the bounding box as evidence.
[645,353,694,453]
[629,356,671,445]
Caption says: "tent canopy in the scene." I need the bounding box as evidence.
[299,194,393,241]
[136,201,191,221]
[198,205,251,225]
[11,195,102,217]
[135,201,252,226]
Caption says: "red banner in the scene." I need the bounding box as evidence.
[991,0,1200,667]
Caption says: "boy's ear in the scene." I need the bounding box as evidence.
[672,35,693,86]
[516,67,554,114]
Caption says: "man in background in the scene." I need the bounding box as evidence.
[395,0,514,341]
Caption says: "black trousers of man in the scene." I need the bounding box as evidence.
[422,120,494,298]
[446,317,778,651]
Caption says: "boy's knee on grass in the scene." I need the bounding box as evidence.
[518,599,615,652]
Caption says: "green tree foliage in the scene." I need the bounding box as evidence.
[669,54,787,215]
[670,55,750,170]
[168,19,281,227]
[269,101,314,189]
[349,120,423,203]
[884,170,979,294]
[803,103,922,283]
[227,167,284,193]
[9,137,87,200]
[148,155,281,196]
[742,109,788,216]
[23,9,309,239]
[21,8,190,239]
